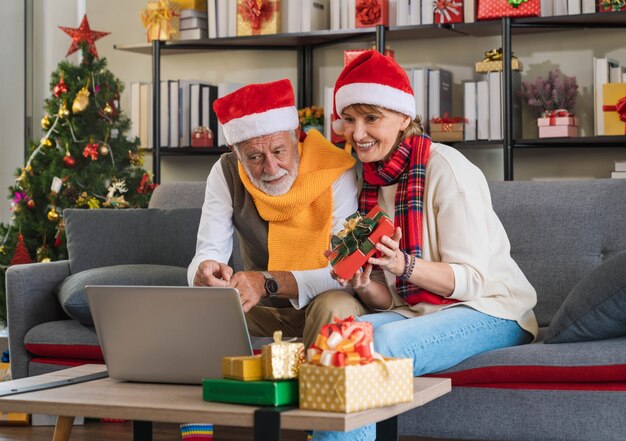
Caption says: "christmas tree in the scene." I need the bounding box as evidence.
[0,16,155,325]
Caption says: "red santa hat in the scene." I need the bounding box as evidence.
[333,50,416,135]
[213,79,299,146]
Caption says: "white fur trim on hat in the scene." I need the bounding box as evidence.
[332,118,345,135]
[335,82,416,120]
[222,106,299,145]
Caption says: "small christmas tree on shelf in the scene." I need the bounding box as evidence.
[0,15,155,325]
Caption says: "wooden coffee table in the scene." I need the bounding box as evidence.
[0,364,450,441]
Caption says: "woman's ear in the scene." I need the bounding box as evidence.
[401,114,411,131]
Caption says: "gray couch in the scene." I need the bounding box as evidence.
[6,179,626,441]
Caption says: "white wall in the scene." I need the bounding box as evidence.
[0,2,26,224]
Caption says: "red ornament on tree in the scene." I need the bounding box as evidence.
[54,77,69,97]
[59,15,110,59]
[63,154,77,167]
[83,143,99,160]
[10,233,33,265]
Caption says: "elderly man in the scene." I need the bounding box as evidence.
[187,79,367,347]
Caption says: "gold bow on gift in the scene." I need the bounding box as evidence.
[482,48,520,64]
[140,0,180,42]
[330,212,378,265]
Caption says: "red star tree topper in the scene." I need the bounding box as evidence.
[59,15,110,59]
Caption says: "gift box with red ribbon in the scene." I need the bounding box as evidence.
[537,110,578,138]
[298,317,413,413]
[434,0,464,23]
[236,0,281,36]
[599,0,626,11]
[602,83,626,136]
[430,115,466,142]
[344,49,394,67]
[191,126,214,147]
[328,206,395,281]
[355,0,389,28]
[477,0,540,20]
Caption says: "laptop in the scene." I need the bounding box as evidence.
[86,286,253,384]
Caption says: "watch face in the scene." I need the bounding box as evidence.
[265,278,279,296]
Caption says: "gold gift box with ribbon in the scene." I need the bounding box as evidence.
[141,0,181,42]
[475,48,523,73]
[602,82,626,136]
[262,331,305,380]
[237,0,281,36]
[222,355,263,381]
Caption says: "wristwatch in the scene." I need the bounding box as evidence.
[261,271,279,298]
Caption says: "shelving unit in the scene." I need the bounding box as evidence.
[116,11,626,183]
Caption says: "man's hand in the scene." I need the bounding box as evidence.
[193,260,233,287]
[229,271,265,312]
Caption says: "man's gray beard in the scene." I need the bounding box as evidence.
[243,154,300,196]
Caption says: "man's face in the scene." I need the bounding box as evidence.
[237,131,300,196]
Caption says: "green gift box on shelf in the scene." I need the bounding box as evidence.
[202,378,298,407]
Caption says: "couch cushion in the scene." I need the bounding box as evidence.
[543,250,626,344]
[56,264,188,326]
[64,208,201,274]
[24,320,103,360]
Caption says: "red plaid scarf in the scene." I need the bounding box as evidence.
[360,135,457,306]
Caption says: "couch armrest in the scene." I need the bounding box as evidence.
[6,260,71,379]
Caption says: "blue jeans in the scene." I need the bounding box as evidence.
[311,306,532,441]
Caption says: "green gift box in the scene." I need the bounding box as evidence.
[202,378,298,407]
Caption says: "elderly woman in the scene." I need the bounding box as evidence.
[313,51,538,441]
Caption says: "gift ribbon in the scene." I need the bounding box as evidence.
[602,96,626,134]
[434,0,463,23]
[329,211,381,265]
[140,0,179,42]
[238,0,276,34]
[507,0,529,7]
[355,0,382,25]
[482,48,521,65]
[542,109,574,126]
[600,0,626,11]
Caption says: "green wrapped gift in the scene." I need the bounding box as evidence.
[202,378,298,407]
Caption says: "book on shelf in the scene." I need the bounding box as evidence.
[581,0,595,13]
[428,68,452,130]
[287,0,301,32]
[593,57,619,136]
[180,17,208,30]
[476,80,489,141]
[180,80,217,147]
[139,83,152,149]
[180,9,207,19]
[330,0,340,30]
[421,0,434,25]
[540,0,553,16]
[396,0,409,26]
[169,80,179,147]
[410,67,429,129]
[409,0,421,25]
[301,0,330,32]
[200,84,219,142]
[463,81,477,142]
[567,0,581,14]
[129,81,141,143]
[553,0,568,16]
[179,28,208,40]
[488,71,501,140]
[216,0,229,37]
[340,0,349,29]
[160,81,170,148]
[228,0,237,37]
[611,171,626,179]
[207,0,217,38]
[614,160,626,172]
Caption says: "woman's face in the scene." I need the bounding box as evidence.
[341,105,411,163]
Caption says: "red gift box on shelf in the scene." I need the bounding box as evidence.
[434,0,464,23]
[355,0,389,28]
[191,126,214,147]
[598,0,626,11]
[537,110,578,138]
[344,48,394,67]
[328,206,395,280]
[477,0,540,19]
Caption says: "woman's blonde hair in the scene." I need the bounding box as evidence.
[346,104,423,146]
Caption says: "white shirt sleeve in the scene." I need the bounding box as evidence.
[187,162,234,286]
[290,168,359,309]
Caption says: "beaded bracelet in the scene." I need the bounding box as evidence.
[399,251,415,281]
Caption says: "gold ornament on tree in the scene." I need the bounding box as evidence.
[41,137,53,148]
[47,208,60,223]
[99,143,110,156]
[103,102,113,115]
[72,84,90,113]
[58,102,70,118]
[36,245,52,263]
[41,114,51,129]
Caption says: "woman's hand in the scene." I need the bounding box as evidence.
[368,227,406,277]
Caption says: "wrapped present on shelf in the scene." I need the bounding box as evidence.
[222,355,263,381]
[430,115,466,142]
[477,0,540,20]
[203,378,298,406]
[0,362,31,426]
[434,0,464,23]
[299,317,413,413]
[175,0,207,11]
[344,48,394,67]
[475,48,523,73]
[537,110,579,138]
[355,0,390,28]
[237,0,281,36]
[140,0,181,42]
[261,331,305,380]
[599,0,626,11]
[191,126,214,147]
[602,83,626,136]
[328,206,395,280]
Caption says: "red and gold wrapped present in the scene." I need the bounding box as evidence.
[477,0,540,20]
[175,0,207,11]
[355,0,390,28]
[299,317,413,413]
[237,0,281,36]
[475,48,523,73]
[434,0,464,23]
[599,0,626,11]
[430,115,466,142]
[602,83,626,135]
[222,355,263,381]
[328,206,395,281]
[191,126,214,147]
[0,362,30,426]
[261,331,305,380]
[537,111,578,138]
[344,48,394,67]
[141,0,181,42]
